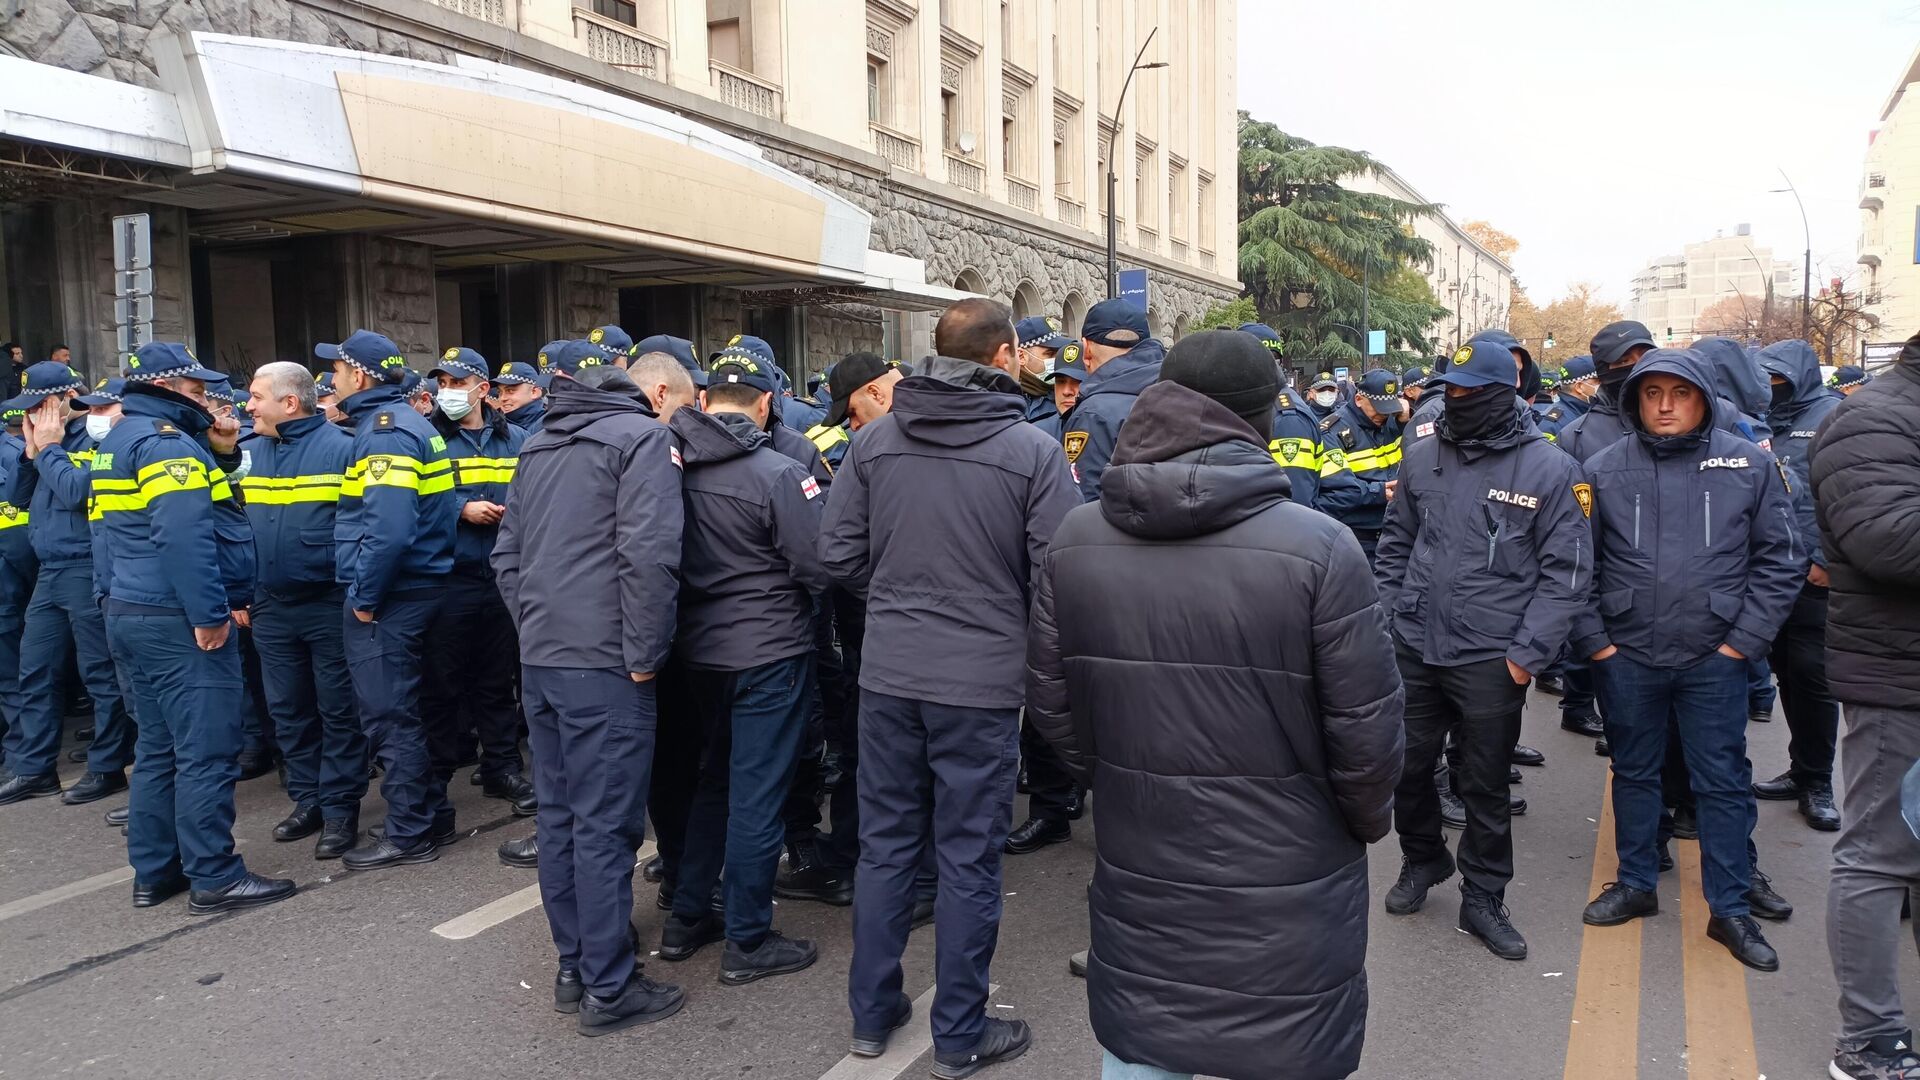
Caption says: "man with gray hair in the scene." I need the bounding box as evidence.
[239,361,366,860]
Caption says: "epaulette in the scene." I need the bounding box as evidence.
[1318,415,1338,432]
[152,420,179,435]
[374,411,396,430]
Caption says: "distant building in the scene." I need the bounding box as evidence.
[1345,165,1514,353]
[1857,45,1920,343]
[1629,226,1797,344]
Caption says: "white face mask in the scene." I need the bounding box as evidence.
[85,415,114,442]
[436,387,474,421]
[1313,390,1338,408]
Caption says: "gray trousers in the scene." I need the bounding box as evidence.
[1828,703,1920,1050]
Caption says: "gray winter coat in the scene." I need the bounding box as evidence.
[1026,380,1401,1080]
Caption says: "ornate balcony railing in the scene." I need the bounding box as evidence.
[712,61,781,119]
[871,125,919,170]
[574,10,667,82]
[1006,177,1038,212]
[945,153,984,192]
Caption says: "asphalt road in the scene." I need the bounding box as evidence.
[0,690,1908,1080]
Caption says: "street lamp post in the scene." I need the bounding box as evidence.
[1770,169,1812,339]
[1105,30,1168,300]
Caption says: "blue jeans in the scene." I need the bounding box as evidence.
[672,654,814,947]
[1101,1050,1192,1080]
[1596,651,1755,916]
[1746,656,1775,716]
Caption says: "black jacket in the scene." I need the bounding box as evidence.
[1026,381,1401,1080]
[1758,339,1839,569]
[492,375,682,673]
[1811,334,1920,705]
[820,355,1079,710]
[670,408,829,670]
[1573,350,1803,667]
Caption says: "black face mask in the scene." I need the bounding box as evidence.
[1770,379,1795,410]
[1598,360,1635,396]
[1441,384,1513,442]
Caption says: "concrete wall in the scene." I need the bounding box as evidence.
[51,200,192,381]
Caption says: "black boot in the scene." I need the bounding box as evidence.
[481,771,538,816]
[1583,882,1658,926]
[315,816,358,860]
[658,913,725,961]
[1561,710,1605,738]
[1003,816,1070,854]
[60,770,127,805]
[775,841,854,905]
[1384,854,1456,916]
[850,991,913,1057]
[641,854,665,882]
[1800,786,1841,832]
[1745,870,1794,921]
[554,966,584,1014]
[1671,804,1700,840]
[1459,886,1527,960]
[498,833,538,868]
[273,805,324,842]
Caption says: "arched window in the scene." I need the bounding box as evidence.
[1011,281,1042,322]
[1061,291,1089,336]
[953,269,988,296]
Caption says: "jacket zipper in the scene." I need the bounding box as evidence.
[1704,490,1712,547]
[1633,493,1642,549]
[1778,506,1797,562]
[1483,505,1499,571]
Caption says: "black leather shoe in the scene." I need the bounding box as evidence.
[498,834,538,868]
[720,930,817,985]
[104,804,129,828]
[1534,674,1565,696]
[0,772,60,805]
[1752,770,1799,800]
[65,747,88,764]
[1801,786,1841,831]
[578,973,684,1036]
[314,817,358,860]
[554,966,584,1014]
[659,913,725,961]
[188,871,297,915]
[1459,887,1528,960]
[1062,788,1085,821]
[132,874,189,908]
[1583,882,1658,926]
[641,854,665,882]
[1440,790,1467,829]
[61,770,126,805]
[910,894,935,930]
[1511,744,1545,767]
[234,750,276,782]
[1003,815,1070,854]
[1509,794,1528,816]
[850,991,913,1057]
[273,805,324,842]
[1748,708,1773,723]
[1671,805,1700,840]
[482,772,538,817]
[1067,950,1088,978]
[342,837,440,870]
[73,723,94,740]
[775,852,854,905]
[1508,766,1523,785]
[1746,870,1794,921]
[1659,843,1674,873]
[1385,854,1456,915]
[1595,737,1611,757]
[1707,914,1779,972]
[1561,711,1605,738]
[931,1017,1032,1079]
[371,817,457,846]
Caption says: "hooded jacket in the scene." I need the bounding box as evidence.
[1757,339,1838,569]
[819,355,1078,709]
[1314,399,1405,533]
[1811,333,1920,704]
[334,383,457,612]
[89,383,254,624]
[1026,381,1401,1080]
[1402,387,1541,454]
[504,395,546,434]
[492,373,683,673]
[10,414,100,567]
[1060,338,1166,501]
[1376,386,1592,672]
[1694,336,1772,439]
[238,412,354,601]
[670,407,829,669]
[432,403,526,572]
[1572,349,1804,667]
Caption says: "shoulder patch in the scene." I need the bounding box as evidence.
[1063,431,1088,463]
[1318,415,1338,432]
[153,422,178,435]
[1415,421,1435,438]
[375,411,395,429]
[1573,482,1593,518]
[670,444,683,470]
[428,435,447,453]
[800,476,822,500]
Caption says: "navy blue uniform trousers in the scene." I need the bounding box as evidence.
[254,590,365,819]
[343,587,447,847]
[422,570,523,781]
[849,690,1019,1056]
[524,665,656,999]
[109,608,247,891]
[0,551,34,750]
[12,563,132,777]
[673,654,813,946]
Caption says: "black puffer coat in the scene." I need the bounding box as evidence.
[1025,380,1403,1080]
[1811,334,1920,706]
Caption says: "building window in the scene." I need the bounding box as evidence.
[1197,172,1213,249]
[1169,161,1187,240]
[591,0,637,25]
[1054,125,1071,197]
[942,90,958,150]
[1134,143,1156,230]
[708,18,742,68]
[868,61,883,123]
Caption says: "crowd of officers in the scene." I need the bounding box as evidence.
[0,297,1866,1073]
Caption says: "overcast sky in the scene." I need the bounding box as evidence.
[1237,0,1919,306]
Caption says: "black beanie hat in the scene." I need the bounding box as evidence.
[1159,330,1280,428]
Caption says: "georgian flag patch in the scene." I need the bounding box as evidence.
[801,476,822,500]
[670,445,683,470]
[1416,421,1435,438]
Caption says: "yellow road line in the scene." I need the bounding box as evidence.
[1563,780,1643,1080]
[1676,840,1759,1079]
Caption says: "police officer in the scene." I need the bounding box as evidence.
[1555,356,1598,424]
[493,362,546,433]
[1557,322,1657,464]
[1305,371,1340,420]
[1828,365,1871,397]
[422,347,534,815]
[585,325,634,366]
[0,397,35,758]
[1751,339,1843,831]
[0,361,134,806]
[493,345,687,1034]
[93,342,295,913]
[656,352,829,983]
[1062,299,1164,501]
[1375,339,1592,961]
[239,362,366,858]
[1315,368,1407,563]
[1035,342,1086,441]
[1242,323,1322,505]
[320,330,459,870]
[1014,316,1073,423]
[822,298,1077,1071]
[1402,364,1430,410]
[316,371,344,426]
[1572,348,1801,972]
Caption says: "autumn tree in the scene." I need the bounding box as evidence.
[1506,281,1626,371]
[1694,292,1799,345]
[1463,220,1519,265]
